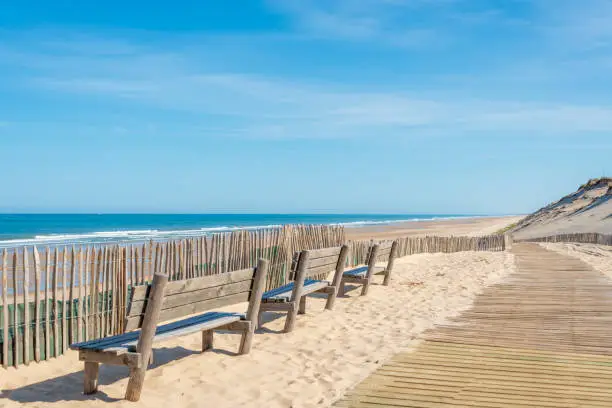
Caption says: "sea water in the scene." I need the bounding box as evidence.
[0,213,476,247]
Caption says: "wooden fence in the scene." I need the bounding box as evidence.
[0,225,343,368]
[0,227,506,369]
[348,234,506,265]
[517,233,612,246]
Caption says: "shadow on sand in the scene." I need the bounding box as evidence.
[2,346,201,404]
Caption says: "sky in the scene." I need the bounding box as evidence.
[0,0,611,214]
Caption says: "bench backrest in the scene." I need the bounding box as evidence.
[365,240,398,267]
[291,246,347,280]
[125,259,268,332]
[288,245,349,301]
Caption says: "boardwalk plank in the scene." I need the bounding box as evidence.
[335,243,612,408]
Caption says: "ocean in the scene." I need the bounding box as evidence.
[0,213,474,247]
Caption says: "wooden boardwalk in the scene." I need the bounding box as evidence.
[335,243,612,407]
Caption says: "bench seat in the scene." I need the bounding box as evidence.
[262,279,330,303]
[71,312,244,354]
[343,266,386,278]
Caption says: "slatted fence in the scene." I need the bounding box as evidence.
[0,224,343,367]
[348,234,506,266]
[517,233,612,246]
[1,227,507,368]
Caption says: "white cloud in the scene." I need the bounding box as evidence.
[2,25,612,140]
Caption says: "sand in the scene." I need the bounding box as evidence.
[539,243,612,278]
[512,178,612,240]
[345,216,522,240]
[0,250,515,408]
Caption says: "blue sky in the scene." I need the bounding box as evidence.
[0,0,611,214]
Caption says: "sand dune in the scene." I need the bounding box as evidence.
[513,178,612,239]
[0,251,514,408]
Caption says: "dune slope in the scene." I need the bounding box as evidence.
[512,177,612,239]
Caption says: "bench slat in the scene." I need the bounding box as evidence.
[377,247,392,257]
[307,255,341,269]
[72,312,243,353]
[157,292,249,326]
[122,314,242,349]
[343,266,385,278]
[306,246,342,260]
[262,279,329,303]
[131,268,254,302]
[343,266,368,277]
[127,280,252,318]
[305,263,338,279]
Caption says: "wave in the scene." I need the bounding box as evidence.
[337,215,478,227]
[0,215,481,247]
[0,224,286,247]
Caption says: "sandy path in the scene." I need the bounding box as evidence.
[1,251,515,408]
[539,243,612,278]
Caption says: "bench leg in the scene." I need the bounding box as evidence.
[361,280,370,296]
[83,361,100,395]
[339,280,345,297]
[149,351,154,366]
[202,330,214,352]
[257,310,264,330]
[325,287,338,310]
[125,363,148,402]
[239,326,254,355]
[283,302,299,333]
[298,296,307,314]
[382,270,391,286]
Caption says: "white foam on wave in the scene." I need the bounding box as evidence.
[0,224,285,247]
[337,215,476,228]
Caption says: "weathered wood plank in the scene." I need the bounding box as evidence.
[62,247,68,352]
[53,248,59,358]
[80,349,142,367]
[12,251,19,367]
[77,248,84,343]
[69,247,76,345]
[127,280,252,318]
[307,246,342,260]
[125,314,242,348]
[125,292,249,332]
[130,267,254,302]
[307,255,342,269]
[2,249,8,368]
[23,248,30,365]
[33,246,41,362]
[125,273,168,401]
[304,263,338,279]
[84,247,91,341]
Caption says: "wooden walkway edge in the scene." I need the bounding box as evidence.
[335,243,612,407]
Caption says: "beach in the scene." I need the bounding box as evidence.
[0,216,519,408]
[346,215,522,240]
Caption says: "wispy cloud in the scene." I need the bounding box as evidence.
[265,0,534,47]
[33,68,612,138]
[1,10,612,140]
[265,0,449,46]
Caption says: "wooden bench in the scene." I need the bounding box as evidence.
[340,240,398,296]
[258,245,349,333]
[70,258,269,402]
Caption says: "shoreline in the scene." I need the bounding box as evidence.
[346,215,523,240]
